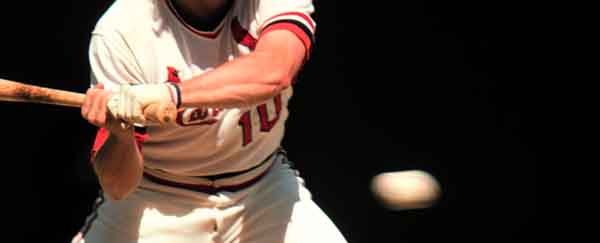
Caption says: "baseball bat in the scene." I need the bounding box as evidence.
[0,78,177,124]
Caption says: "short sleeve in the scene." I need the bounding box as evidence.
[254,0,316,55]
[88,33,145,92]
[90,127,149,163]
[88,33,147,160]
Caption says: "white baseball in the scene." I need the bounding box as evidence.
[371,170,441,210]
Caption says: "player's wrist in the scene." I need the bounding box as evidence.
[129,84,173,106]
[106,83,178,126]
[165,82,182,108]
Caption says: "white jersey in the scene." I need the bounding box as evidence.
[90,0,316,176]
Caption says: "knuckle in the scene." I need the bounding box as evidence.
[91,116,104,126]
[81,106,88,117]
[87,113,96,122]
[87,88,98,96]
[81,99,89,111]
[97,113,106,124]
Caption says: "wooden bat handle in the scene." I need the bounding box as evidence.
[0,79,177,125]
[142,102,177,125]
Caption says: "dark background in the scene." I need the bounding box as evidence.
[1,1,537,242]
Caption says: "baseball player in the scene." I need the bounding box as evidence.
[74,0,348,242]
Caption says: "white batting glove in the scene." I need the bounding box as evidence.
[107,83,180,125]
[106,84,145,125]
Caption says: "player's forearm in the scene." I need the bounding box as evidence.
[179,51,292,108]
[92,133,143,201]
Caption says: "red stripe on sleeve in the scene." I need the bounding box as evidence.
[262,12,315,32]
[261,22,313,59]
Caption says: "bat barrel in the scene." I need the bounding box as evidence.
[0,79,85,107]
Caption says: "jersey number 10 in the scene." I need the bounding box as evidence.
[238,94,282,146]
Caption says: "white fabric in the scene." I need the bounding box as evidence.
[78,0,347,242]
[81,157,347,243]
[89,0,315,176]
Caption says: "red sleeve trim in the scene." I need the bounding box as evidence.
[92,128,110,153]
[262,12,315,32]
[232,17,258,50]
[261,22,313,59]
[90,127,148,162]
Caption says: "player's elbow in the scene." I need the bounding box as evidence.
[103,181,138,201]
[109,192,131,201]
[254,52,293,91]
[264,69,293,94]
[98,173,142,201]
[105,191,127,201]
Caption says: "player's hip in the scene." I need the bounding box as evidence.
[76,152,312,243]
[139,147,303,202]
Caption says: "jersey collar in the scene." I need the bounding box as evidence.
[164,0,232,39]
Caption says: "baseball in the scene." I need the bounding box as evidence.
[371,170,441,210]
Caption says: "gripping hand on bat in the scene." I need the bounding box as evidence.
[0,78,178,125]
[84,82,180,128]
[106,83,180,126]
[81,83,132,135]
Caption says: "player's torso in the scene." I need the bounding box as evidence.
[98,0,292,175]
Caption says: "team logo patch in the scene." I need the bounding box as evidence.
[176,107,221,126]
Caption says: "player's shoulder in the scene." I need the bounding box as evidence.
[229,0,315,33]
[92,0,157,37]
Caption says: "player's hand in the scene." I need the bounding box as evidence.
[106,83,178,125]
[82,83,132,137]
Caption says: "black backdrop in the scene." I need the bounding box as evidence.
[1,1,537,242]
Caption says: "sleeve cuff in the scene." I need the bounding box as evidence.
[90,127,148,162]
[260,20,315,60]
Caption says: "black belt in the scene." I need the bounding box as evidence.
[143,148,285,193]
[200,152,276,181]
